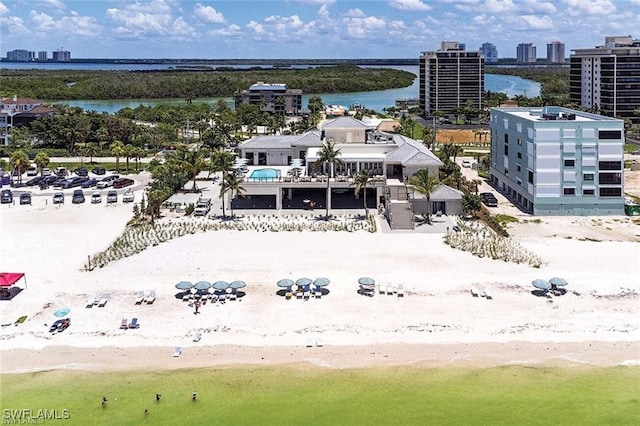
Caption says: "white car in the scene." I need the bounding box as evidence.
[122,189,135,203]
[462,160,472,168]
[91,192,102,204]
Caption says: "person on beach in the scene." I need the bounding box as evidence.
[156,393,161,402]
[194,300,200,315]
[192,391,197,401]
[101,397,108,408]
[144,409,149,417]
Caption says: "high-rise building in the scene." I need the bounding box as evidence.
[234,82,302,115]
[489,106,624,215]
[6,49,35,61]
[419,41,484,116]
[52,50,71,61]
[480,42,498,63]
[38,51,48,61]
[547,41,565,63]
[570,36,640,119]
[516,43,537,63]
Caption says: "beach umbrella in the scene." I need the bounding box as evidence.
[358,277,375,286]
[531,279,550,290]
[212,280,230,290]
[296,278,312,287]
[313,277,330,287]
[54,308,70,317]
[277,279,294,288]
[549,277,568,287]
[194,281,211,291]
[175,281,193,290]
[230,280,246,289]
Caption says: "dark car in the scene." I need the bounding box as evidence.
[75,167,88,177]
[52,192,64,204]
[62,176,88,189]
[91,167,106,175]
[81,178,98,188]
[26,176,45,186]
[19,193,32,205]
[53,177,69,188]
[72,189,85,204]
[1,189,13,204]
[113,177,134,189]
[482,197,498,207]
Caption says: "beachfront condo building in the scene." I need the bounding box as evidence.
[1,96,56,146]
[516,43,537,63]
[480,42,498,64]
[569,35,640,119]
[546,41,565,63]
[489,107,625,215]
[419,41,484,116]
[234,82,302,116]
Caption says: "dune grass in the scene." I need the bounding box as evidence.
[1,366,638,425]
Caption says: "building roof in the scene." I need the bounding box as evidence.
[430,184,464,201]
[321,116,373,130]
[385,134,444,167]
[14,105,57,117]
[1,97,42,105]
[249,83,287,91]
[239,131,322,150]
[493,106,620,123]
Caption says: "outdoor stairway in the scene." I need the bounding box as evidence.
[385,184,414,230]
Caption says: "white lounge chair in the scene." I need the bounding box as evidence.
[145,290,156,304]
[173,346,182,357]
[378,283,385,295]
[98,293,108,307]
[482,288,492,300]
[386,282,395,295]
[397,283,404,297]
[315,287,322,298]
[303,288,311,299]
[316,337,323,347]
[182,292,191,302]
[192,331,202,342]
[135,291,145,305]
[86,294,97,308]
[470,287,479,297]
[305,337,313,347]
[229,289,237,301]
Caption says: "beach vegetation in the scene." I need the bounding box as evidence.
[33,151,50,175]
[408,169,439,224]
[352,169,371,214]
[313,141,344,220]
[9,150,30,184]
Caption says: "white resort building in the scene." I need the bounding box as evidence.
[236,116,453,229]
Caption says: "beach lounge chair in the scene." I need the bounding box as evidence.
[182,292,191,302]
[129,318,139,329]
[86,294,96,308]
[285,289,293,300]
[397,283,404,297]
[296,289,303,299]
[98,293,108,307]
[378,283,385,295]
[145,290,156,304]
[192,331,202,342]
[303,286,311,300]
[386,282,395,295]
[482,288,492,300]
[135,291,145,305]
[470,287,479,297]
[50,319,63,333]
[120,318,128,330]
[173,346,182,357]
[316,337,324,347]
[315,287,322,298]
[305,337,313,347]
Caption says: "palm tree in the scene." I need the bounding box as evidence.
[220,172,246,218]
[133,147,145,172]
[9,150,30,184]
[408,169,439,224]
[352,169,371,215]
[313,141,344,220]
[177,146,207,192]
[82,142,100,164]
[111,140,125,173]
[34,151,50,175]
[123,144,134,172]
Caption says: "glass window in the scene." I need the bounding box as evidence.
[563,188,575,195]
[583,189,595,195]
[564,159,575,167]
[599,173,621,185]
[599,161,621,170]
[528,171,533,184]
[583,173,594,181]
[599,187,621,197]
[598,130,621,139]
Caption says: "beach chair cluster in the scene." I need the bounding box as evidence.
[119,317,140,330]
[287,284,323,300]
[305,336,324,347]
[377,282,405,297]
[470,286,492,299]
[135,290,156,305]
[86,293,109,308]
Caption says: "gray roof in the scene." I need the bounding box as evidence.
[385,134,443,167]
[430,184,464,201]
[239,131,322,150]
[321,116,373,130]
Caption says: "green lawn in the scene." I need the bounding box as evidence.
[1,366,638,425]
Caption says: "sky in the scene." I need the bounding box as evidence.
[0,0,639,59]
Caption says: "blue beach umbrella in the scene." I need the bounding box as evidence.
[277,279,294,288]
[358,277,375,286]
[230,280,246,289]
[175,281,193,290]
[212,281,229,290]
[549,277,568,287]
[194,281,211,291]
[296,278,312,287]
[313,278,330,287]
[54,308,70,317]
[532,279,551,291]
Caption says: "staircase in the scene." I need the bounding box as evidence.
[385,184,415,230]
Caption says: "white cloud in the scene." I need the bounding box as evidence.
[343,15,386,39]
[520,15,554,30]
[29,9,101,36]
[472,14,495,25]
[172,17,196,38]
[345,8,366,18]
[629,0,640,5]
[194,3,224,24]
[106,0,175,37]
[484,0,517,13]
[0,15,28,35]
[389,0,431,11]
[521,0,557,14]
[562,0,616,16]
[0,1,9,15]
[246,20,264,34]
[41,0,66,10]
[210,24,240,37]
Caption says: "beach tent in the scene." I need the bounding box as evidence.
[0,272,27,289]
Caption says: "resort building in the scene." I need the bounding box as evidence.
[569,35,640,119]
[237,116,449,228]
[234,82,302,116]
[419,41,484,116]
[516,43,537,63]
[1,96,56,146]
[6,49,35,61]
[546,41,565,63]
[479,42,498,64]
[489,106,625,215]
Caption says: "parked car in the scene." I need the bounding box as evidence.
[72,189,85,204]
[52,177,68,188]
[62,177,88,189]
[42,168,52,176]
[122,188,135,203]
[1,189,13,204]
[481,195,498,207]
[96,175,119,189]
[75,167,88,177]
[27,166,38,176]
[81,178,98,188]
[26,176,44,186]
[91,192,102,204]
[107,190,118,203]
[91,167,106,175]
[193,197,211,216]
[113,177,134,189]
[462,160,472,168]
[52,192,64,204]
[54,167,69,177]
[19,193,32,205]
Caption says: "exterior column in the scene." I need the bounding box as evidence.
[327,185,332,210]
[287,188,292,200]
[276,189,282,209]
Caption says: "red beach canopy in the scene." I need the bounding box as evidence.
[0,273,25,287]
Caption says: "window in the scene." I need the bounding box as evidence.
[517,152,522,159]
[599,161,621,170]
[599,188,621,197]
[598,130,622,139]
[564,159,575,167]
[516,164,521,172]
[504,134,509,144]
[528,171,533,184]
[563,188,575,195]
[599,173,622,185]
[583,189,595,196]
[517,138,522,146]
[504,145,509,155]
[583,173,594,181]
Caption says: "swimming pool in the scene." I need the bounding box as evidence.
[249,168,280,181]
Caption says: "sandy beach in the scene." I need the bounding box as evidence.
[1,181,639,374]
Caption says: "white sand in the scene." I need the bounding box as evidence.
[1,194,639,373]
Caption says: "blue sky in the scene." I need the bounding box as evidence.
[1,0,639,59]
